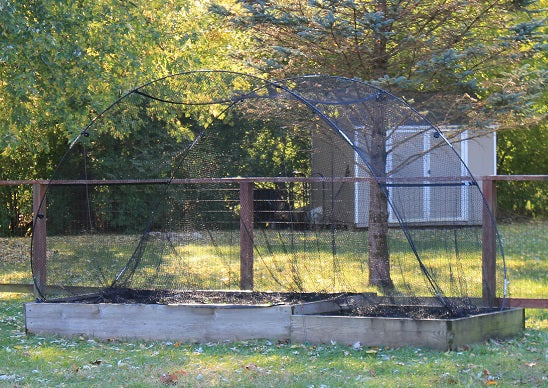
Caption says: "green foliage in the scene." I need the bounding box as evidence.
[0,0,251,168]
[214,0,545,128]
[0,0,255,235]
[0,186,32,237]
[497,123,547,219]
[199,113,311,179]
[37,100,313,236]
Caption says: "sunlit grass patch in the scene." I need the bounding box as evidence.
[0,222,545,303]
[0,270,32,284]
[498,221,547,299]
[0,237,32,283]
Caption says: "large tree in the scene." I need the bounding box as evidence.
[0,0,250,163]
[213,0,545,291]
[0,0,251,234]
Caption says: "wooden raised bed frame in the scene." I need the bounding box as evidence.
[25,294,524,350]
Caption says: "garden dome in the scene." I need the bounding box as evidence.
[31,70,507,316]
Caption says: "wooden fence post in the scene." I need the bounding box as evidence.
[32,183,47,298]
[482,179,496,306]
[239,182,254,290]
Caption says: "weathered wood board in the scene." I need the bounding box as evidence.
[291,308,524,350]
[25,300,524,350]
[25,303,292,342]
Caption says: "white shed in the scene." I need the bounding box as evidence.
[310,127,496,227]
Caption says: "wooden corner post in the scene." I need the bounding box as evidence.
[482,179,497,306]
[32,183,47,298]
[239,182,254,290]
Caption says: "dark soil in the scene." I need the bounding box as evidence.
[63,287,351,306]
[45,288,500,319]
[45,288,496,319]
[334,304,499,319]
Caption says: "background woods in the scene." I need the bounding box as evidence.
[0,0,546,239]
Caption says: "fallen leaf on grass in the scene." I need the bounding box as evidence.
[159,371,187,385]
[244,363,259,371]
[174,341,182,348]
[159,373,178,384]
[525,362,537,367]
[72,364,79,373]
[480,369,499,385]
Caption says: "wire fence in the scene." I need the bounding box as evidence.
[0,176,546,307]
[493,178,547,303]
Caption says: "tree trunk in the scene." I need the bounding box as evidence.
[366,0,394,294]
[367,104,394,293]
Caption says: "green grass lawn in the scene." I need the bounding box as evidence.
[0,293,546,387]
[498,221,548,299]
[0,221,546,386]
[2,221,545,299]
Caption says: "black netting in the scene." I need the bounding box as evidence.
[31,71,506,315]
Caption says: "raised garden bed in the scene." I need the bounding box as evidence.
[24,290,524,350]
